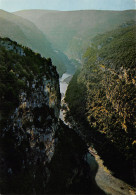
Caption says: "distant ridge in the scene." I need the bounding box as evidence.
[0,9,75,75]
[14,9,136,60]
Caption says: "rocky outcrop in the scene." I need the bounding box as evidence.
[0,37,61,193]
[0,38,26,56]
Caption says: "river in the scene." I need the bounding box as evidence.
[59,73,136,195]
[59,73,71,122]
[59,73,71,96]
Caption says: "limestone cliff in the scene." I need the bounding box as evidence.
[0,37,61,193]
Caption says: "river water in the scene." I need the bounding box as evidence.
[59,73,71,121]
[59,73,136,195]
[59,73,71,96]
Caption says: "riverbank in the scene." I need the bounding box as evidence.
[88,147,136,195]
[59,73,136,195]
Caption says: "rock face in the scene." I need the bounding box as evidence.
[0,39,26,56]
[0,37,61,193]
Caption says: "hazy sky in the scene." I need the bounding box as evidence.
[0,0,135,12]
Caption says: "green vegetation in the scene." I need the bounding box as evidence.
[65,70,87,122]
[65,22,136,185]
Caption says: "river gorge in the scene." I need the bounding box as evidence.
[59,73,136,195]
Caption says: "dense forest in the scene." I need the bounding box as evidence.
[65,22,136,185]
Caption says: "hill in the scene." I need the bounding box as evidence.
[14,9,136,60]
[0,9,74,75]
[65,22,136,185]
